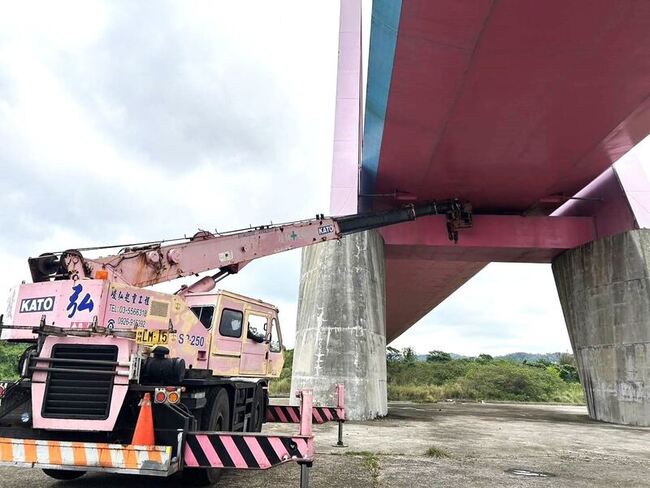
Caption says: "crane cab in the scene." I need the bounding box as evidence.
[184,290,285,379]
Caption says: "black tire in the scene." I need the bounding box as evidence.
[42,469,86,480]
[182,388,230,486]
[249,384,266,433]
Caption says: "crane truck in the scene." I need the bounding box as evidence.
[0,200,471,486]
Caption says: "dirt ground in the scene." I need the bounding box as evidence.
[1,401,649,487]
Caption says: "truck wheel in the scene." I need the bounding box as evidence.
[250,384,265,432]
[182,388,230,486]
[42,469,86,480]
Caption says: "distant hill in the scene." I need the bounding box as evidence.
[416,353,466,361]
[416,352,564,363]
[496,352,562,363]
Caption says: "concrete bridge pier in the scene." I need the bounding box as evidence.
[553,230,650,426]
[290,230,388,420]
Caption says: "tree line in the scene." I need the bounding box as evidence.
[386,347,582,403]
[0,341,583,404]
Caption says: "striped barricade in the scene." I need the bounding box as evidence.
[266,383,346,425]
[184,433,313,469]
[0,437,175,476]
[184,388,316,487]
[266,405,345,424]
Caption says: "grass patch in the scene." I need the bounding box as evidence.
[345,451,381,486]
[387,359,586,404]
[344,450,376,457]
[548,382,585,403]
[425,446,450,458]
[361,452,381,486]
[269,377,291,397]
[387,384,444,403]
[269,348,293,397]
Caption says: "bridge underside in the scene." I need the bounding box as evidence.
[294,0,650,422]
[362,0,650,341]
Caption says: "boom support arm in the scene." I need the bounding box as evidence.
[29,200,471,289]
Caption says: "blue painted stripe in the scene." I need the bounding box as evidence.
[360,0,403,209]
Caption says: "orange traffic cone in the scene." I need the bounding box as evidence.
[131,393,155,446]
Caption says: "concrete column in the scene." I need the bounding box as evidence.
[553,230,650,426]
[290,230,387,420]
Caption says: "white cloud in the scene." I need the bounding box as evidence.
[0,1,108,49]
[0,1,336,348]
[0,1,573,356]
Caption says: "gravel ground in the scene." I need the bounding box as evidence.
[1,401,649,487]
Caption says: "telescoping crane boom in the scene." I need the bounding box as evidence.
[28,199,472,290]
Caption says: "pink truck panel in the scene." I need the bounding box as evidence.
[32,336,131,431]
[3,280,107,340]
[4,280,209,369]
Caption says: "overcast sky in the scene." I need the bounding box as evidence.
[0,1,581,356]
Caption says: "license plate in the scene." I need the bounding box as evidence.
[135,329,169,346]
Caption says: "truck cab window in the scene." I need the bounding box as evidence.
[190,306,215,329]
[219,309,243,338]
[269,317,282,352]
[247,314,267,344]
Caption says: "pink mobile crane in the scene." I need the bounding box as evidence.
[0,200,470,486]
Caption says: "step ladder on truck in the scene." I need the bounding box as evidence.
[0,201,471,485]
